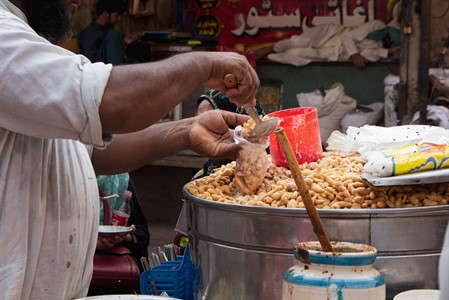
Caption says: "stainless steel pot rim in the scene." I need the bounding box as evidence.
[182,184,449,216]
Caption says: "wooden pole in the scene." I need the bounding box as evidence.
[274,128,334,253]
[418,0,430,124]
[398,0,412,125]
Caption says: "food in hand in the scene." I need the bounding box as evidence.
[234,143,268,194]
[242,115,271,139]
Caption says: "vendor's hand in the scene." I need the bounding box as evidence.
[388,46,400,58]
[124,33,137,45]
[97,225,136,249]
[201,52,259,107]
[350,53,368,69]
[254,45,275,60]
[188,110,250,161]
[197,100,214,115]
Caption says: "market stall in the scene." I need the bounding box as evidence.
[135,108,449,300]
[75,1,448,299]
[181,129,448,299]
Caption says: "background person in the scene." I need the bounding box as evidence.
[78,0,137,65]
[174,89,268,250]
[263,1,402,69]
[90,173,149,295]
[96,173,149,268]
[78,0,147,258]
[194,89,267,178]
[265,19,401,69]
[0,0,259,299]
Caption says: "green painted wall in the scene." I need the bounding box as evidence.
[256,62,398,108]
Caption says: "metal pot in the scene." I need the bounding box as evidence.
[183,185,449,300]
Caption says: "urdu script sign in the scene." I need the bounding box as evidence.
[183,0,392,53]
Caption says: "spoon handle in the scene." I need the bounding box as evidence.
[243,103,262,125]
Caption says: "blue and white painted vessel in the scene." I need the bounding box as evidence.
[282,241,385,300]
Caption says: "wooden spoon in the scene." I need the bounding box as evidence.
[275,127,334,253]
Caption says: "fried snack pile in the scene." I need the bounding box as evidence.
[186,151,449,209]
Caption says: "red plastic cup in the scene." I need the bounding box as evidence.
[268,107,323,168]
[111,209,129,226]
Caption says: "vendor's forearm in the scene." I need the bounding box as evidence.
[92,118,192,174]
[99,52,211,134]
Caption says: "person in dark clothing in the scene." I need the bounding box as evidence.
[194,89,267,178]
[122,179,150,263]
[96,173,149,270]
[79,1,148,272]
[174,90,267,249]
[90,173,149,295]
[77,0,136,65]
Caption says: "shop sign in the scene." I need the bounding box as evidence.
[184,0,391,52]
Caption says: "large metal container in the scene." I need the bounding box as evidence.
[183,186,449,300]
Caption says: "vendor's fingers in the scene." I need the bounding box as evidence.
[196,110,249,133]
[205,52,259,104]
[100,237,116,248]
[188,110,246,160]
[219,110,251,128]
[222,72,259,106]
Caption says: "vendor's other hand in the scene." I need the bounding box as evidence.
[254,45,275,61]
[97,225,136,249]
[388,46,400,58]
[188,110,250,161]
[124,33,137,45]
[351,53,368,69]
[197,100,214,115]
[202,52,259,107]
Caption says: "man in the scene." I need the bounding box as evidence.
[195,89,267,178]
[0,0,259,299]
[78,0,134,65]
[264,0,402,69]
[266,20,401,69]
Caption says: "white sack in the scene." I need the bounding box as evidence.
[340,102,384,132]
[297,83,357,143]
[326,124,449,155]
[412,105,449,129]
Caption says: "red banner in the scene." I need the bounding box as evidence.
[184,0,391,53]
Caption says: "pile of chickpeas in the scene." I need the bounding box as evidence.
[186,151,449,209]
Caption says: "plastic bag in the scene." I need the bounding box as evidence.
[363,142,449,177]
[326,125,449,177]
[233,126,269,194]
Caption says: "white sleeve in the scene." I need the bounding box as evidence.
[341,20,386,57]
[0,9,112,148]
[359,48,389,61]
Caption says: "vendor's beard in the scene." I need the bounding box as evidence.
[24,0,72,45]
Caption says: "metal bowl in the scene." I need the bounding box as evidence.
[183,185,449,300]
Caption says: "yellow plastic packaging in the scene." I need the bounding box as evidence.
[384,142,449,175]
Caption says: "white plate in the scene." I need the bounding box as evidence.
[98,225,133,237]
[393,289,440,300]
[75,295,180,300]
[361,168,449,186]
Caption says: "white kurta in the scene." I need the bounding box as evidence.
[0,1,113,299]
